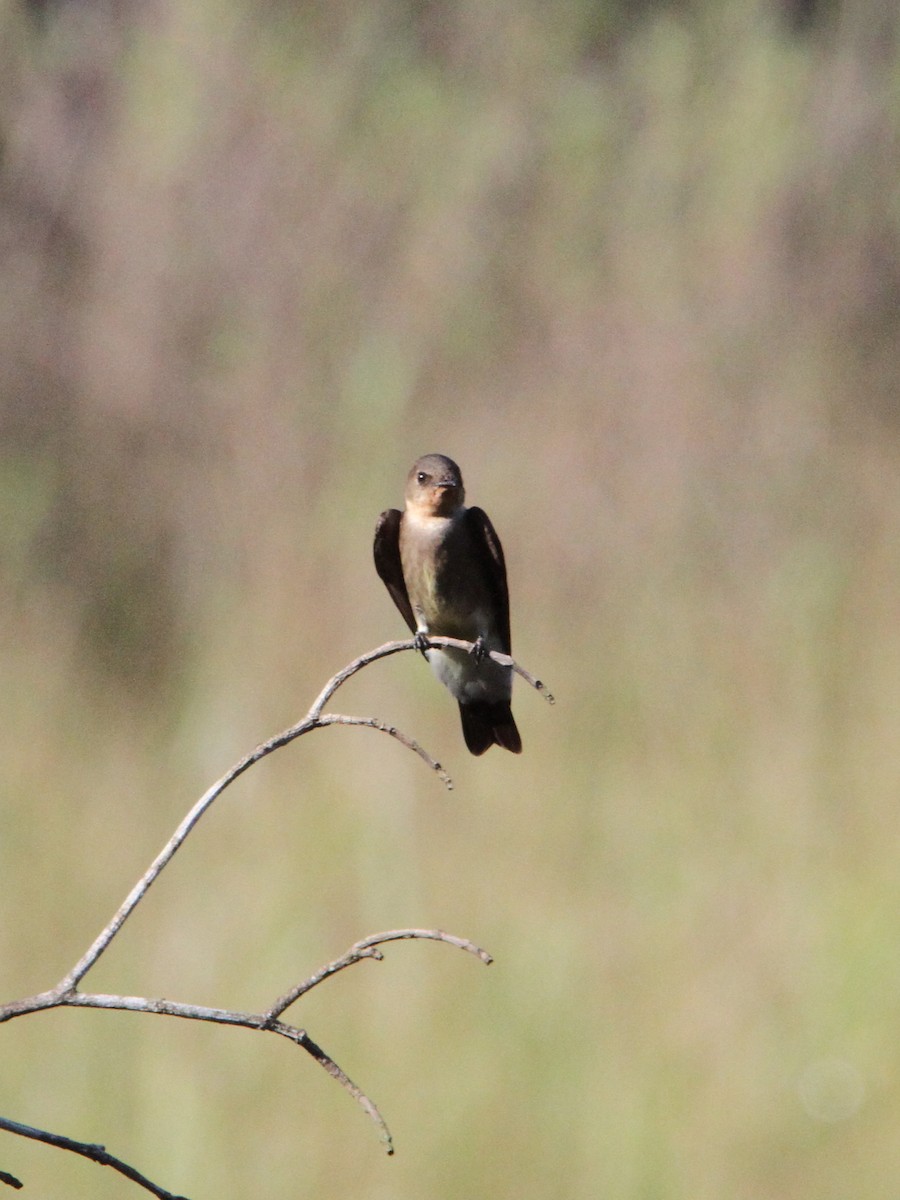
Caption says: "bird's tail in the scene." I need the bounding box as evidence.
[459,701,522,756]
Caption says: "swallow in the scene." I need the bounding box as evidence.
[374,453,521,755]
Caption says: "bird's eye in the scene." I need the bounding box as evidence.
[417,471,428,484]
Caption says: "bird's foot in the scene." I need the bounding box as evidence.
[413,631,430,657]
[469,636,487,665]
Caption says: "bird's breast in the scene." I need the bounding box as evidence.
[399,510,490,639]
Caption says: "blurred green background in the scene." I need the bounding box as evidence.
[4,0,900,1196]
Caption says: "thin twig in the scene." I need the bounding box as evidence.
[265,1025,394,1152]
[315,714,453,788]
[0,1116,188,1200]
[422,637,555,704]
[266,928,493,1021]
[307,640,413,718]
[307,638,555,718]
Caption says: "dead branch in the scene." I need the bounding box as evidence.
[266,927,493,1021]
[0,1116,187,1199]
[0,640,548,1194]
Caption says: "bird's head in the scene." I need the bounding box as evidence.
[404,454,465,518]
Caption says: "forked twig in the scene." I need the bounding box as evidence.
[0,640,549,1196]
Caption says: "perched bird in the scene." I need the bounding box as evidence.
[374,453,521,755]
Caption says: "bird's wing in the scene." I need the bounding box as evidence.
[373,509,417,634]
[464,506,512,653]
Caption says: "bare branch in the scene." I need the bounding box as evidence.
[315,713,453,788]
[0,1116,189,1199]
[2,992,393,1156]
[264,1024,394,1153]
[50,718,318,995]
[419,637,555,703]
[38,638,547,995]
[308,638,555,718]
[0,640,547,1180]
[267,928,493,1021]
[1,928,492,1161]
[307,640,413,718]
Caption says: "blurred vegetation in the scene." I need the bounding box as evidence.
[3,0,900,1196]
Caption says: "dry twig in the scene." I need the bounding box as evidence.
[0,640,550,1197]
[0,1117,186,1199]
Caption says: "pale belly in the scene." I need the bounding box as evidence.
[426,643,511,704]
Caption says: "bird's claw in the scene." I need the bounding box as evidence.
[470,636,487,665]
[413,631,430,657]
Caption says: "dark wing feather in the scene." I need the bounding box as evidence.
[464,506,512,653]
[373,509,417,634]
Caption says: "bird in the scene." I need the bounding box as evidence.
[373,453,522,755]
